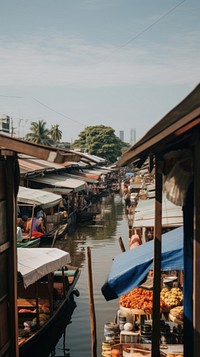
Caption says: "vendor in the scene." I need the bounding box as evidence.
[129,233,142,250]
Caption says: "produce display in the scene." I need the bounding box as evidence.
[119,287,183,314]
[160,288,183,308]
[169,306,183,322]
[119,288,167,313]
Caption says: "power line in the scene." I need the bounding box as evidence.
[0,95,23,98]
[91,0,186,66]
[32,97,86,127]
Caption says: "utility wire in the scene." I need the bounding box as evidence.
[91,0,186,66]
[32,97,86,127]
[0,95,23,98]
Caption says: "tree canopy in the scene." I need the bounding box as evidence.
[72,125,129,163]
[50,124,62,145]
[25,121,63,147]
[25,120,52,145]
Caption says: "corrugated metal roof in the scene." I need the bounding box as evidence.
[29,174,86,192]
[18,154,64,175]
[62,172,98,184]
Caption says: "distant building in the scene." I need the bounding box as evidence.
[0,115,10,133]
[130,128,136,145]
[119,130,124,142]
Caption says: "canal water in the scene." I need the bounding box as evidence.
[51,193,129,356]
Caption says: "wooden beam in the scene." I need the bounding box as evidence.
[151,156,162,357]
[0,134,66,163]
[193,135,200,356]
[117,108,200,167]
[6,155,19,357]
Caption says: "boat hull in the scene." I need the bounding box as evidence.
[19,295,76,357]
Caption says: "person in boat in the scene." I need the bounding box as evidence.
[129,233,142,249]
[59,205,68,220]
[16,225,23,242]
[23,214,46,238]
[17,215,31,240]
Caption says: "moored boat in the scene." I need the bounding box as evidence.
[17,237,41,248]
[17,247,80,357]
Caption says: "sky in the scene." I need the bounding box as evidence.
[0,0,199,144]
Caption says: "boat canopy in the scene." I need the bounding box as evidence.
[29,174,86,192]
[101,226,183,301]
[17,247,71,288]
[18,186,62,209]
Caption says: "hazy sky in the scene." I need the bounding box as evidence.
[0,0,199,143]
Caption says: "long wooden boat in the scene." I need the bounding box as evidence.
[17,247,80,357]
[17,237,41,248]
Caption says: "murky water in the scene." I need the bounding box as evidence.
[51,193,129,356]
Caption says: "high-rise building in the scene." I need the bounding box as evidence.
[130,128,136,145]
[119,130,124,142]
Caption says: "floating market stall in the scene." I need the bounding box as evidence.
[115,84,200,357]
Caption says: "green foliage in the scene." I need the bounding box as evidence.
[25,120,52,146]
[72,125,129,163]
[50,124,62,144]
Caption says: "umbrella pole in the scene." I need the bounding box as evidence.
[87,247,97,357]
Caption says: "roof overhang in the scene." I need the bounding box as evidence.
[0,134,77,164]
[29,173,86,192]
[117,84,200,167]
[17,186,62,209]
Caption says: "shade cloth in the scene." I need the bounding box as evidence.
[17,247,71,288]
[101,226,183,301]
[18,186,62,209]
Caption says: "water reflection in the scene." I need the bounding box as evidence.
[51,193,129,356]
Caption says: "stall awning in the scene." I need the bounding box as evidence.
[133,195,183,227]
[17,186,62,209]
[41,187,73,195]
[61,172,98,184]
[29,174,86,192]
[17,248,71,288]
[101,226,183,301]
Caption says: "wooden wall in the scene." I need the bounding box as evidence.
[0,155,19,357]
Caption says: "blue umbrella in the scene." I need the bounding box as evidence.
[101,226,183,301]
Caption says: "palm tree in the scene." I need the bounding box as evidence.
[26,120,52,146]
[50,124,62,146]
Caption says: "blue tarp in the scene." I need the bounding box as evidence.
[124,172,135,177]
[101,226,183,301]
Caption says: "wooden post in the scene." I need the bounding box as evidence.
[194,135,200,356]
[118,237,126,252]
[87,247,97,357]
[151,156,162,357]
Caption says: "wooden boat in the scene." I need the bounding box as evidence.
[17,186,70,245]
[17,237,41,248]
[17,247,80,357]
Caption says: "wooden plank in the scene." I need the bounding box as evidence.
[0,134,79,163]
